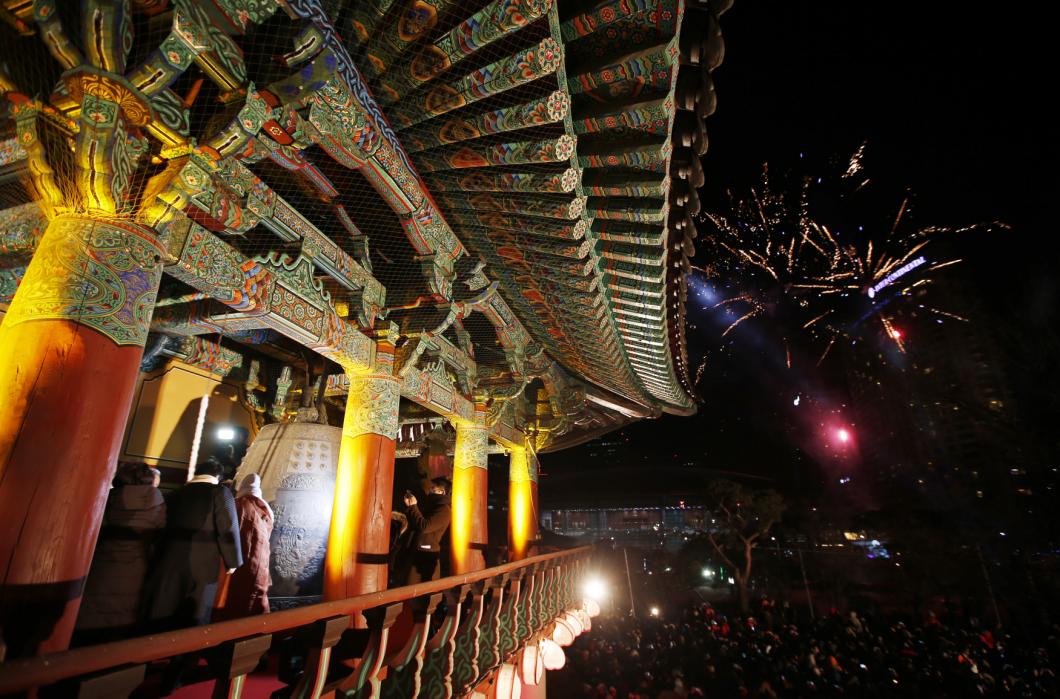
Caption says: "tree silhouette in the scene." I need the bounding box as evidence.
[704,479,785,612]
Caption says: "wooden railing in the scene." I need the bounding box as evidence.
[0,546,591,698]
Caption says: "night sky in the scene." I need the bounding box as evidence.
[543,3,1060,493]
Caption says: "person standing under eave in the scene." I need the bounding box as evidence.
[214,473,273,620]
[74,463,165,645]
[143,458,243,631]
[400,477,452,584]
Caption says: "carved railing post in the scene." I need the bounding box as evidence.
[448,581,486,695]
[288,615,351,699]
[495,570,523,666]
[329,602,403,697]
[536,566,555,632]
[420,585,470,698]
[212,634,272,699]
[474,574,508,688]
[552,563,571,618]
[514,565,538,648]
[379,593,442,699]
[568,558,584,608]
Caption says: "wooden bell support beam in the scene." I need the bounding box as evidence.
[324,340,401,612]
[0,216,165,657]
[508,444,540,561]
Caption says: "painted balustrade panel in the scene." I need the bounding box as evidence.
[448,582,486,694]
[474,576,508,689]
[419,583,470,698]
[0,548,592,697]
[379,594,442,699]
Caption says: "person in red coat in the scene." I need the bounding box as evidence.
[215,473,274,620]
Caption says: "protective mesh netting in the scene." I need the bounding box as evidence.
[0,0,713,424]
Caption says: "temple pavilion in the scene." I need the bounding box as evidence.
[0,0,728,694]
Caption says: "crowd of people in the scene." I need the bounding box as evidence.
[72,460,452,643]
[70,458,453,692]
[73,458,273,646]
[554,600,1059,697]
[60,460,1060,697]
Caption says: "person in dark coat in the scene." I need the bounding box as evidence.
[74,463,165,644]
[143,458,242,630]
[401,477,452,584]
[214,474,273,620]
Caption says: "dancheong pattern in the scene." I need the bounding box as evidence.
[343,374,401,440]
[0,0,733,688]
[0,0,721,477]
[455,422,489,471]
[3,216,164,346]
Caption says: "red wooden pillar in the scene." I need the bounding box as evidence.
[324,344,401,613]
[426,438,452,480]
[418,425,452,480]
[0,215,164,656]
[508,445,540,561]
[451,417,489,574]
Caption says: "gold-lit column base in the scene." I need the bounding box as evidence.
[324,372,400,609]
[451,420,489,574]
[508,446,540,561]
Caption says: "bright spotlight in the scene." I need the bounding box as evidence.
[701,567,714,579]
[583,577,608,601]
[836,428,851,443]
[216,426,236,441]
[649,606,660,617]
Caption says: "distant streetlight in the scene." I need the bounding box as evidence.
[649,606,660,617]
[701,567,714,579]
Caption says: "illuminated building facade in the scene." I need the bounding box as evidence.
[544,501,709,549]
[0,0,731,694]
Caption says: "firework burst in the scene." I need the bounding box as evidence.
[690,145,1006,368]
